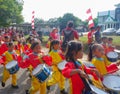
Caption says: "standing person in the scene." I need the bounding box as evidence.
[87,27,95,45]
[50,28,60,40]
[47,40,67,94]
[101,37,109,54]
[1,42,19,88]
[61,21,79,52]
[0,36,10,55]
[18,41,51,94]
[62,41,100,94]
[95,26,101,43]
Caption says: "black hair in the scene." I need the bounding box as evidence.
[108,37,113,41]
[101,36,107,41]
[67,21,74,28]
[88,43,101,61]
[30,41,40,50]
[49,40,60,52]
[65,41,83,61]
[7,42,14,47]
[4,36,9,39]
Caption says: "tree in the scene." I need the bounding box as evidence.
[0,0,24,27]
[93,18,98,27]
[58,13,82,31]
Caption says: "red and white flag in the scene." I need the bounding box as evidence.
[86,8,94,28]
[31,11,35,29]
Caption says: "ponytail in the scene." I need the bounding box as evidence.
[88,43,94,61]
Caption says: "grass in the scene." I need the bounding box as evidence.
[42,35,120,47]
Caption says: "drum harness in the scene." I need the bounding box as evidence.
[72,60,110,94]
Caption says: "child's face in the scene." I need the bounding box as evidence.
[103,38,108,43]
[53,44,59,50]
[94,46,104,58]
[33,44,41,53]
[5,38,10,42]
[108,40,112,44]
[8,45,14,52]
[75,50,83,59]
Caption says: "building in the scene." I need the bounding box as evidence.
[98,3,120,30]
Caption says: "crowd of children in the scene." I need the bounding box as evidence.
[0,27,120,94]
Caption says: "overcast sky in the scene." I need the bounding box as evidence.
[22,0,120,22]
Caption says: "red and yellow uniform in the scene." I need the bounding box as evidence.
[0,42,8,55]
[91,55,118,88]
[47,50,65,91]
[62,60,96,94]
[19,52,46,94]
[1,51,18,86]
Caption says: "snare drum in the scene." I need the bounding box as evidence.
[32,64,52,82]
[103,75,120,92]
[57,60,67,70]
[5,60,19,74]
[89,84,108,94]
[107,52,118,62]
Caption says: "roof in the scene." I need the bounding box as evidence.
[98,10,115,19]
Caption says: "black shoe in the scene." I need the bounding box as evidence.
[11,85,19,89]
[1,82,5,87]
[47,86,50,90]
[26,90,29,94]
[60,89,68,94]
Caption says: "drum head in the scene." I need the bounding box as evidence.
[6,60,17,69]
[32,64,43,75]
[107,52,118,58]
[58,60,67,70]
[103,75,120,91]
[89,84,108,94]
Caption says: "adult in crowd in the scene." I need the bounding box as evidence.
[87,27,95,45]
[95,26,101,43]
[61,21,79,52]
[50,28,60,40]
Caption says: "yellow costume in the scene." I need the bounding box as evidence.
[47,50,65,91]
[29,76,46,94]
[2,51,18,86]
[91,55,111,88]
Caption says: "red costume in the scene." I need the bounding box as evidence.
[62,61,98,94]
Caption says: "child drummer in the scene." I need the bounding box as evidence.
[46,40,67,94]
[18,41,52,94]
[1,42,19,88]
[88,43,120,94]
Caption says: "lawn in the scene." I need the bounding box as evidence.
[43,35,120,46]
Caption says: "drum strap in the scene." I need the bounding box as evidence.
[72,60,92,92]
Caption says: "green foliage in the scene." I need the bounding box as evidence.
[0,0,24,27]
[58,13,82,31]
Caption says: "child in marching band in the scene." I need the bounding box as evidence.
[101,37,109,54]
[1,42,19,88]
[18,41,51,94]
[62,41,100,94]
[47,40,67,94]
[88,43,120,94]
[108,37,115,52]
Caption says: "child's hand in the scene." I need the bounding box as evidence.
[116,61,120,66]
[79,70,89,79]
[91,69,101,78]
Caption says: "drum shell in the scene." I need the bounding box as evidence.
[107,52,118,62]
[32,65,51,83]
[107,58,118,62]
[8,64,19,74]
[5,61,19,74]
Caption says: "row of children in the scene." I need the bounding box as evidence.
[0,33,120,94]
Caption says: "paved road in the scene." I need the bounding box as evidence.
[0,65,69,94]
